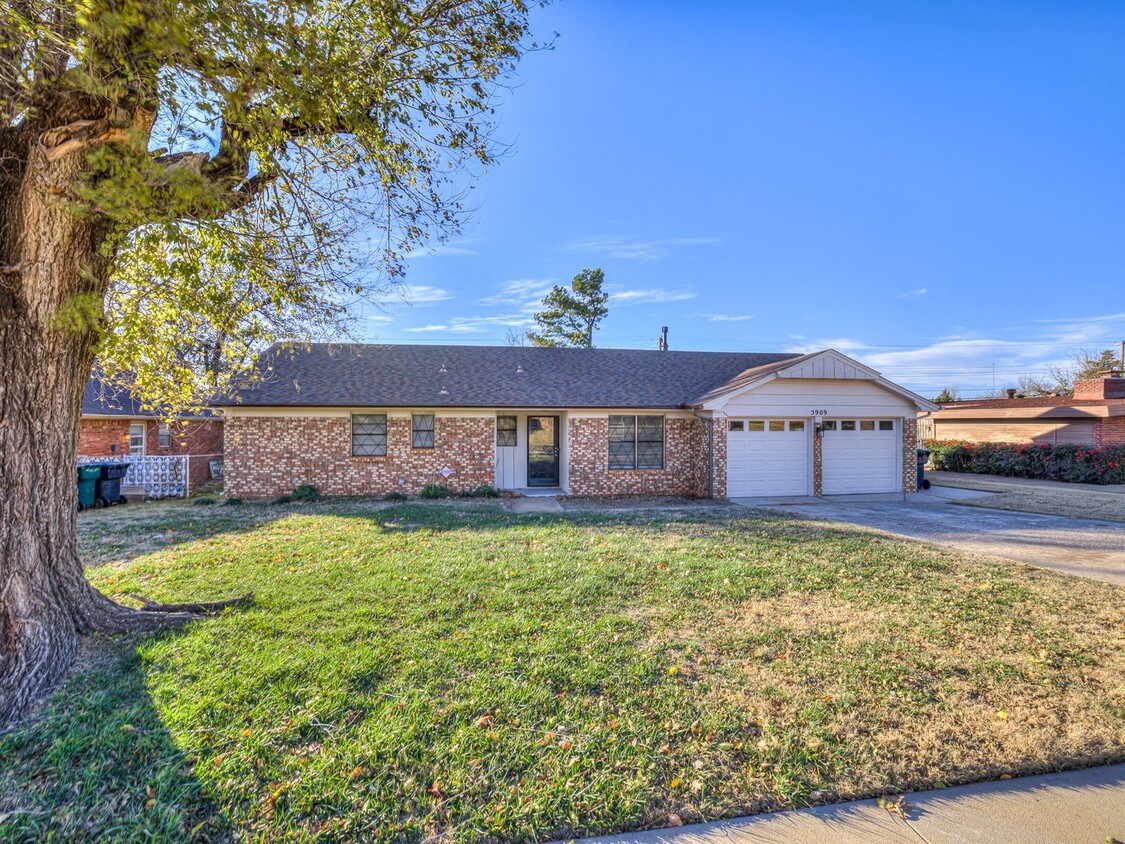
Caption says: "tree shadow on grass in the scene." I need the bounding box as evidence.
[78,498,611,567]
[0,637,230,843]
[77,496,858,574]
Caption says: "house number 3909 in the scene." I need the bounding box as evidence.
[810,409,829,416]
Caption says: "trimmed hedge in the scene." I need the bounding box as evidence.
[924,439,1125,485]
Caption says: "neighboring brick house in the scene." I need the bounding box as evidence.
[921,376,1125,447]
[79,376,225,489]
[217,344,935,500]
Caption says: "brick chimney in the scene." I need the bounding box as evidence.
[1074,377,1125,400]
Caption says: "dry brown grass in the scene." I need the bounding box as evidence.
[930,473,1125,522]
[637,538,1125,812]
[955,489,1125,522]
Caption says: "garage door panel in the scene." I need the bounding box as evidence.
[727,420,809,497]
[822,420,899,495]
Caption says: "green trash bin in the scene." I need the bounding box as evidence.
[77,464,101,510]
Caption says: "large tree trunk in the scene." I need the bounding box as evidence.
[0,128,194,725]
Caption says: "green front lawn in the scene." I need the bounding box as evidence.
[3,500,1124,842]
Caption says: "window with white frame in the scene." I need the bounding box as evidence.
[412,414,435,449]
[608,415,664,470]
[352,414,387,456]
[496,415,517,447]
[128,423,145,454]
[158,424,172,448]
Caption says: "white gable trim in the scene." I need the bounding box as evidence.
[700,349,938,412]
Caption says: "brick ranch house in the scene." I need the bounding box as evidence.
[218,344,936,500]
[919,376,1125,447]
[79,375,225,489]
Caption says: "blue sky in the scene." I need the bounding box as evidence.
[361,0,1125,398]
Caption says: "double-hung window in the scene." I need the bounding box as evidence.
[608,415,664,470]
[128,423,145,455]
[352,414,387,456]
[412,414,435,449]
[157,425,172,448]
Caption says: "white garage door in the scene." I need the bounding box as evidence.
[727,419,810,497]
[822,419,899,495]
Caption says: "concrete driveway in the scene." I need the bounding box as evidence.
[733,488,1125,586]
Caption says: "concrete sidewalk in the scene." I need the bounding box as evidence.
[577,764,1125,844]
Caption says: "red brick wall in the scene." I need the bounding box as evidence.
[1094,417,1125,447]
[143,419,225,487]
[78,419,131,458]
[902,417,918,493]
[708,412,727,499]
[567,416,709,497]
[144,419,224,457]
[224,414,494,498]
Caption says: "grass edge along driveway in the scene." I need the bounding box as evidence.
[2,500,1123,842]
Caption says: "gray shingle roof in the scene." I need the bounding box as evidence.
[81,377,150,417]
[217,343,803,409]
[81,374,218,419]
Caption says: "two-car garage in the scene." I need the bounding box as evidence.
[705,350,935,499]
[725,418,901,497]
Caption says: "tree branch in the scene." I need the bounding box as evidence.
[39,118,132,161]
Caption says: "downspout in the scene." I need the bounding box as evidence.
[691,408,714,499]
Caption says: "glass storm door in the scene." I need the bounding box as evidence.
[527,415,560,487]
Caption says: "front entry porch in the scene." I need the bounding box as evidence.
[494,412,569,493]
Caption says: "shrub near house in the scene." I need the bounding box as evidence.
[926,439,1125,484]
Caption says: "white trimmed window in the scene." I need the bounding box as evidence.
[158,424,172,448]
[128,423,145,455]
[496,415,517,447]
[352,414,387,456]
[608,415,664,470]
[412,414,436,449]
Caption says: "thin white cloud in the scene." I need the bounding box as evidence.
[700,313,754,322]
[568,235,721,261]
[1032,311,1125,326]
[785,320,1125,397]
[610,288,697,305]
[477,278,555,306]
[787,337,873,354]
[367,314,393,324]
[404,242,481,259]
[399,284,453,304]
[404,314,534,334]
[895,287,928,299]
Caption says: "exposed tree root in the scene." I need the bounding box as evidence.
[137,592,254,615]
[1,584,254,728]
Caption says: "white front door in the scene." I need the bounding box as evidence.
[821,419,900,494]
[726,419,810,497]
